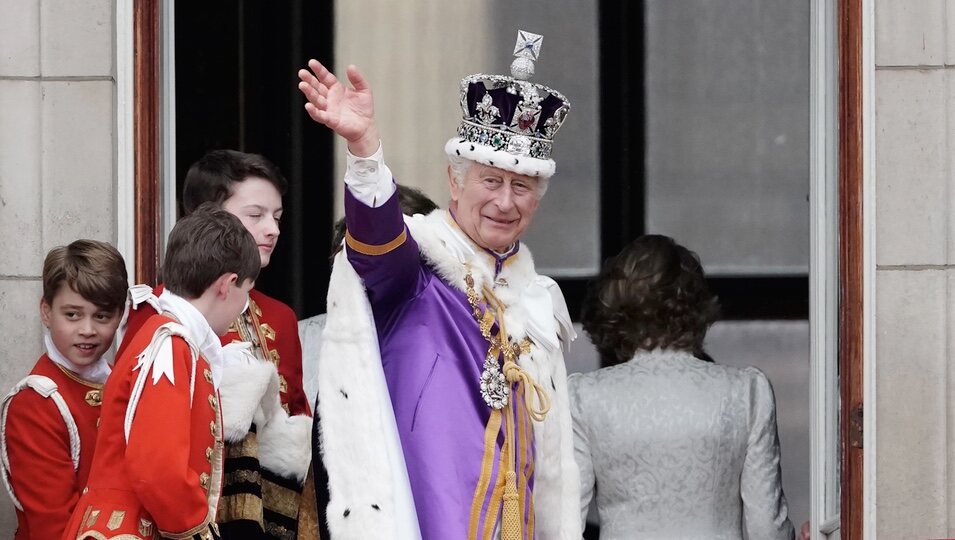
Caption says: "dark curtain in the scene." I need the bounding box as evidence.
[175,0,335,319]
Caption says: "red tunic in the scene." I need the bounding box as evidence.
[63,314,223,539]
[4,356,103,540]
[121,286,310,416]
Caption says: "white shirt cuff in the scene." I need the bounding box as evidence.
[344,141,396,208]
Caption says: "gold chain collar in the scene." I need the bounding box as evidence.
[464,271,549,420]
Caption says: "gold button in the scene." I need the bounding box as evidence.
[85,389,102,407]
[208,394,218,412]
[203,369,213,384]
[210,420,218,438]
[205,447,213,462]
[199,472,209,489]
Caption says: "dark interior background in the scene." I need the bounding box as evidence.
[176,0,335,318]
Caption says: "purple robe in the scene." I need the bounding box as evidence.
[345,189,535,539]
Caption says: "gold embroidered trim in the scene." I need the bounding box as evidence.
[217,491,265,528]
[224,469,262,485]
[344,228,407,256]
[265,521,296,540]
[53,363,103,390]
[261,477,303,519]
[230,299,282,375]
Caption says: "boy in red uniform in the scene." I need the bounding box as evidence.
[63,207,260,540]
[0,240,127,540]
[119,150,312,538]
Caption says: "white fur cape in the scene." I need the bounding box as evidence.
[316,210,581,539]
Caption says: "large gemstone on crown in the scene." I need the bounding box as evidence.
[507,135,531,156]
[518,111,536,131]
[491,133,505,149]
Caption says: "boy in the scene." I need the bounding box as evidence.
[119,150,312,538]
[63,207,260,539]
[0,240,127,540]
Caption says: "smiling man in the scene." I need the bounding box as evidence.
[299,31,581,540]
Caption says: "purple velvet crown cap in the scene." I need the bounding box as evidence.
[445,30,570,179]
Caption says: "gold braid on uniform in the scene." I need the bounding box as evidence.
[463,270,550,540]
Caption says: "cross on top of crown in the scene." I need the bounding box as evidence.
[513,30,543,61]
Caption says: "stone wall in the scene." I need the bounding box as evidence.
[0,0,117,533]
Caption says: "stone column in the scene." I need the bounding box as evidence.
[872,0,955,536]
[0,0,118,534]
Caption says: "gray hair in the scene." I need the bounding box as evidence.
[446,155,550,199]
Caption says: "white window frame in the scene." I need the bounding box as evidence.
[116,0,135,280]
[809,0,841,537]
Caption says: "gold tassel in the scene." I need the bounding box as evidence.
[501,470,522,540]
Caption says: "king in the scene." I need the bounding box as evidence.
[299,31,581,540]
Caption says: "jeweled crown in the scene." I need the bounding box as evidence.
[446,30,571,178]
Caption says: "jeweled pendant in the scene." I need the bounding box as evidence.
[480,358,509,409]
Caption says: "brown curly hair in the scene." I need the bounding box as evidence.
[581,235,720,366]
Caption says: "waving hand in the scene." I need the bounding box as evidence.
[298,60,380,156]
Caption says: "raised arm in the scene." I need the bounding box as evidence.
[298,60,421,315]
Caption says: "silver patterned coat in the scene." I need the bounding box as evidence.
[568,349,795,540]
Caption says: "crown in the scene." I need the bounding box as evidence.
[445,30,571,178]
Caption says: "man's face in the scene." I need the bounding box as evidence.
[448,163,542,253]
[40,286,121,367]
[222,177,283,268]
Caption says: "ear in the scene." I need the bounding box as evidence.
[39,298,52,327]
[215,273,240,299]
[447,165,462,202]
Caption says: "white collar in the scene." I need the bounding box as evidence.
[156,289,225,388]
[44,331,111,385]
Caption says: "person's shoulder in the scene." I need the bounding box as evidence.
[250,289,297,321]
[738,365,775,397]
[120,313,179,359]
[6,357,69,417]
[567,363,626,396]
[27,354,57,378]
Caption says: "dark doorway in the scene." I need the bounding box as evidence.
[175,0,335,318]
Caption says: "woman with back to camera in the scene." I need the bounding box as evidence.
[569,234,795,539]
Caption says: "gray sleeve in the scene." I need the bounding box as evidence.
[740,368,796,540]
[568,373,596,529]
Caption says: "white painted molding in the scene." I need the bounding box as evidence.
[809,0,841,537]
[862,0,877,536]
[115,0,135,281]
[160,0,176,253]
